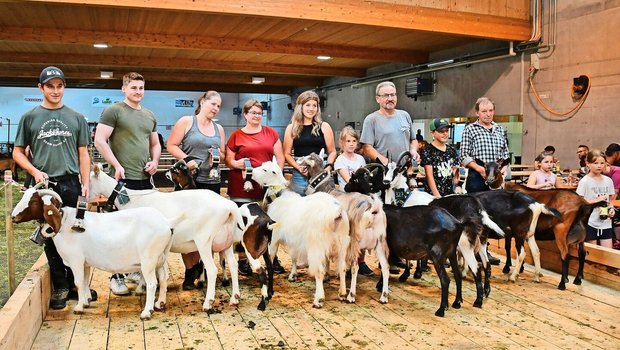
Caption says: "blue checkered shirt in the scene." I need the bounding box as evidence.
[460,120,510,166]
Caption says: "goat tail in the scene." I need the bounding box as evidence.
[480,210,504,238]
[541,204,562,220]
[527,202,559,238]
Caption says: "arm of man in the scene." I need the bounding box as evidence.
[143,131,161,175]
[94,124,125,180]
[362,144,388,166]
[13,146,47,183]
[410,139,420,162]
[78,145,90,198]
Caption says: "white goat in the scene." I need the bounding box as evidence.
[251,157,351,308]
[11,185,178,320]
[89,164,243,312]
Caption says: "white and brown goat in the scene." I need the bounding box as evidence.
[11,183,178,320]
[297,151,390,303]
[251,157,351,308]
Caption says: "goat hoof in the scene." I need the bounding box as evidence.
[312,299,324,309]
[229,295,240,306]
[379,295,388,304]
[508,275,517,282]
[257,302,266,311]
[346,294,356,303]
[155,301,166,310]
[434,308,446,317]
[221,279,230,287]
[502,266,511,274]
[574,278,582,285]
[338,293,347,301]
[473,300,483,308]
[557,283,566,291]
[140,311,152,320]
[73,308,84,315]
[452,301,461,309]
[287,274,297,282]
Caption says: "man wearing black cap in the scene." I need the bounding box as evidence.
[13,66,95,309]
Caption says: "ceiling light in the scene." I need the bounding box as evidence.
[251,76,265,84]
[427,59,454,68]
[93,43,109,49]
[317,55,332,61]
[100,71,113,78]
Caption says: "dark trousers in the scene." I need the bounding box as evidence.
[465,170,490,193]
[45,175,81,290]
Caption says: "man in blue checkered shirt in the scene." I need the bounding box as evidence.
[460,97,510,265]
[460,97,510,192]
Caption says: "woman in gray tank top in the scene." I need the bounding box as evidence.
[167,90,226,290]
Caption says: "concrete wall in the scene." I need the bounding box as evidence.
[320,0,620,169]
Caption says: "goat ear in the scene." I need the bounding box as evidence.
[42,201,61,233]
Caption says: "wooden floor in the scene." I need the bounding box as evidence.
[32,252,620,350]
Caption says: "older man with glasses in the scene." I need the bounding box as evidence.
[360,81,419,274]
[360,81,419,166]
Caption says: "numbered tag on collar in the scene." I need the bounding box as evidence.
[117,189,130,205]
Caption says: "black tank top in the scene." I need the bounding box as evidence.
[292,124,326,157]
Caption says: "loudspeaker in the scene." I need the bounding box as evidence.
[287,103,293,110]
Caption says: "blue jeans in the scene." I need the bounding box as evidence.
[290,170,308,196]
[465,170,489,193]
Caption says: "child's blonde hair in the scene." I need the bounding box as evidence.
[586,149,605,163]
[339,126,359,147]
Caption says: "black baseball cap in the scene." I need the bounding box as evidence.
[39,66,65,84]
[429,118,453,132]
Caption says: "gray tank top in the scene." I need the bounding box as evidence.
[181,115,221,184]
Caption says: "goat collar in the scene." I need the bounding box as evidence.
[305,170,330,195]
[107,181,129,207]
[262,184,285,206]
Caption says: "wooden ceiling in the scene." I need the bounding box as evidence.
[0,0,531,93]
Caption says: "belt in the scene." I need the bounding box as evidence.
[48,174,78,182]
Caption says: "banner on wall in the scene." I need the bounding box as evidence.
[175,99,194,108]
[23,95,43,106]
[92,96,120,107]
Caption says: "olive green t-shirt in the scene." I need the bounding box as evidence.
[14,105,89,178]
[98,102,157,180]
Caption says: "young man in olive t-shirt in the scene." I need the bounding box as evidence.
[94,72,161,295]
[13,66,94,309]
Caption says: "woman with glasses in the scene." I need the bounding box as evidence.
[225,99,285,275]
[283,90,337,195]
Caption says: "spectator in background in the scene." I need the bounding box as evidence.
[576,144,589,177]
[460,97,509,265]
[527,152,558,189]
[13,66,94,309]
[534,145,558,170]
[283,90,336,195]
[225,99,285,275]
[415,128,424,142]
[605,143,620,166]
[167,90,225,290]
[95,72,161,296]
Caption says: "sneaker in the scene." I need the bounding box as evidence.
[238,259,253,277]
[358,262,375,276]
[487,252,501,266]
[110,276,130,295]
[272,256,286,274]
[50,288,69,309]
[125,272,142,284]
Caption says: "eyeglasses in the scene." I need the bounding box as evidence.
[247,111,263,116]
[377,93,397,99]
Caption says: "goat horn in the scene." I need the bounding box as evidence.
[37,189,63,205]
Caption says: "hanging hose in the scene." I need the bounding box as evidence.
[528,71,591,117]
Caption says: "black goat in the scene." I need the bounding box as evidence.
[165,159,197,190]
[344,163,389,194]
[378,204,481,317]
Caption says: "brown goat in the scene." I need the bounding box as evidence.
[505,182,602,290]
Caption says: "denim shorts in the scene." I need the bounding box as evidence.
[290,170,308,196]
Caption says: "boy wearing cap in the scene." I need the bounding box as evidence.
[13,66,94,309]
[420,118,459,197]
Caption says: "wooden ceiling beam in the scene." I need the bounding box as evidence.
[0,52,365,77]
[0,26,428,64]
[0,68,324,87]
[24,0,531,41]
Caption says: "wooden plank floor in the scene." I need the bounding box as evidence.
[31,252,620,350]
